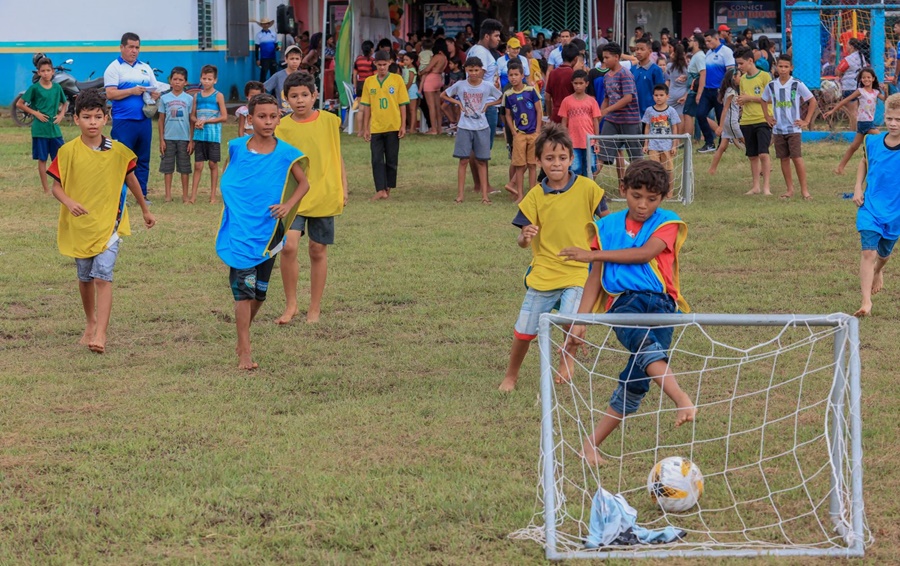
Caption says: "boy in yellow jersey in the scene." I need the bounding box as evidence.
[559,160,696,465]
[274,72,349,324]
[499,124,606,392]
[360,50,409,201]
[49,90,156,354]
[735,47,773,196]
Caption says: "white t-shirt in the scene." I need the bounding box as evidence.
[466,44,498,85]
[761,77,814,135]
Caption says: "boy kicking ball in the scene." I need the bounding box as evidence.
[852,93,900,317]
[559,160,695,465]
[216,93,310,369]
[49,90,156,354]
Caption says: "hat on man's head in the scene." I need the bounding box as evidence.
[693,27,703,34]
[259,18,275,26]
[718,24,731,32]
[607,27,613,33]
[507,37,521,49]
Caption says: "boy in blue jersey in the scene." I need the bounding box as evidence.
[216,94,310,370]
[852,93,900,317]
[631,37,666,118]
[503,61,542,202]
[559,160,696,465]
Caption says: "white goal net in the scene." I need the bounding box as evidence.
[587,133,694,205]
[511,313,871,559]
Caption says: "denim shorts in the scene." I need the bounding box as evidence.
[570,147,594,177]
[514,286,583,341]
[75,239,120,283]
[32,136,65,161]
[607,291,676,415]
[856,120,875,135]
[860,230,897,258]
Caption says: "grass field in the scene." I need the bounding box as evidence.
[0,115,896,564]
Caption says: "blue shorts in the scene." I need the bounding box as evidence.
[682,92,698,117]
[571,148,594,177]
[857,120,875,135]
[33,136,65,161]
[74,239,120,283]
[860,230,897,258]
[514,286,583,341]
[607,291,676,416]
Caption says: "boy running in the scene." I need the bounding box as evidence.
[157,66,194,203]
[559,160,695,465]
[49,90,156,354]
[274,72,349,324]
[216,93,310,369]
[762,54,817,200]
[851,93,900,317]
[361,50,409,201]
[16,56,68,193]
[499,124,606,392]
[503,61,542,202]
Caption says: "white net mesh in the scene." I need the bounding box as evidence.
[511,314,872,558]
[587,134,693,205]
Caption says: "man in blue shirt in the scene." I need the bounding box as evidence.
[631,37,666,118]
[695,29,734,153]
[256,18,280,82]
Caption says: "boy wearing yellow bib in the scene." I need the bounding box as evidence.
[49,90,156,354]
[559,160,696,465]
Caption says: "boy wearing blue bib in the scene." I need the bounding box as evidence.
[851,93,900,317]
[559,160,696,465]
[216,94,310,370]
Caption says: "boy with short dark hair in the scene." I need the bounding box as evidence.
[16,57,68,193]
[264,44,304,113]
[49,90,156,354]
[762,54,817,200]
[599,42,643,187]
[216,93,310,369]
[274,71,349,324]
[631,37,666,117]
[190,64,227,204]
[545,43,581,124]
[642,83,681,191]
[499,123,606,392]
[361,50,409,201]
[559,69,602,177]
[735,47,773,196]
[158,66,194,203]
[503,61,542,202]
[851,93,900,317]
[236,81,265,137]
[441,56,503,204]
[559,159,695,465]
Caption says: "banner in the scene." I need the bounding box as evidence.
[424,3,473,38]
[714,2,778,34]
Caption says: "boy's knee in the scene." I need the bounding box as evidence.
[308,242,328,260]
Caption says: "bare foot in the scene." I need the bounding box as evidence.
[275,308,300,325]
[854,301,872,317]
[306,310,320,324]
[802,193,813,201]
[503,184,517,197]
[188,199,195,204]
[88,340,106,354]
[707,168,716,175]
[762,190,772,196]
[745,188,761,195]
[581,441,605,466]
[481,198,492,205]
[79,324,96,346]
[164,198,172,203]
[454,197,464,204]
[370,190,389,201]
[873,270,885,295]
[498,377,517,392]
[674,401,697,427]
[238,353,258,370]
[780,192,793,199]
[209,199,217,204]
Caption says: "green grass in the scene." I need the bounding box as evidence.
[0,117,896,564]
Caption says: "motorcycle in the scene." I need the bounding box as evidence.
[11,52,104,127]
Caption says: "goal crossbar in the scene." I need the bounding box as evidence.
[535,312,866,560]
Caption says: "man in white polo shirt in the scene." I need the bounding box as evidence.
[104,32,168,201]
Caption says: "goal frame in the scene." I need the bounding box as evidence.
[587,133,694,205]
[536,313,865,560]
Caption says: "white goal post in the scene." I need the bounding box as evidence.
[587,133,694,205]
[515,312,869,560]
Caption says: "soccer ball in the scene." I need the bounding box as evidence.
[647,456,704,513]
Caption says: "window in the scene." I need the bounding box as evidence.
[198,0,213,50]
[258,0,268,22]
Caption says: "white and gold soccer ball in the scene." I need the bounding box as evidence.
[647,456,704,513]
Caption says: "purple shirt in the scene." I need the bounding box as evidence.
[504,86,542,134]
[603,67,640,125]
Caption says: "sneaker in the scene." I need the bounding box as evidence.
[697,144,716,154]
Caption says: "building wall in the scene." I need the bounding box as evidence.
[0,0,279,106]
[595,0,711,42]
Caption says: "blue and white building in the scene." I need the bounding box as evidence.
[1,0,288,106]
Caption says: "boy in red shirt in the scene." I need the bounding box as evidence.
[559,70,602,177]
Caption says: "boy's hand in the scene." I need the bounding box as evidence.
[714,126,723,136]
[852,189,864,207]
[343,191,349,206]
[363,129,371,142]
[765,115,776,127]
[795,119,809,129]
[677,94,687,105]
[398,127,405,139]
[643,143,649,153]
[822,110,832,118]
[593,140,600,154]
[66,201,88,216]
[736,94,749,105]
[558,247,593,263]
[195,120,205,129]
[187,141,194,155]
[521,224,539,244]
[269,203,292,219]
[142,210,156,229]
[160,139,167,154]
[34,111,50,123]
[53,113,64,125]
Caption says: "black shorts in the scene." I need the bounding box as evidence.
[229,256,276,302]
[740,123,772,157]
[194,140,221,163]
[289,215,335,245]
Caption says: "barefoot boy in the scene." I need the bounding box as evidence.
[190,65,227,204]
[49,90,156,354]
[16,56,68,193]
[499,124,606,392]
[503,61,542,202]
[216,93,310,369]
[852,93,900,317]
[558,160,695,465]
[735,47,773,196]
[158,66,194,202]
[762,54,817,200]
[274,72,348,324]
[360,50,409,201]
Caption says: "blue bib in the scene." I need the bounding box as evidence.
[857,133,900,240]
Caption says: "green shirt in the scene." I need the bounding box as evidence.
[22,81,66,138]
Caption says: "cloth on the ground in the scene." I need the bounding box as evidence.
[585,486,685,548]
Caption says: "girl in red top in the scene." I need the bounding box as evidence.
[353,40,376,97]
